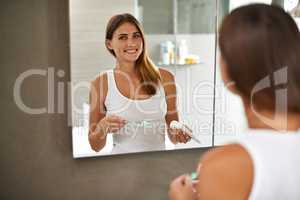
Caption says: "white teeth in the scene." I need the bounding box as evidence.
[125,49,137,53]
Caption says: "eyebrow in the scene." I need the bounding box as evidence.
[117,32,140,36]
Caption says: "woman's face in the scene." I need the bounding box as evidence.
[107,22,143,64]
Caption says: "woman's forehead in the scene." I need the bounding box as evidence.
[114,22,139,35]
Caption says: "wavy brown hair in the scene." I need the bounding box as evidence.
[105,13,161,95]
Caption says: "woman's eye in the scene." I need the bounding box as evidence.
[133,34,141,39]
[119,36,127,40]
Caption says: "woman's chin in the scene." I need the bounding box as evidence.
[124,56,140,62]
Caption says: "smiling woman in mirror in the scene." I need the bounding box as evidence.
[88,13,191,153]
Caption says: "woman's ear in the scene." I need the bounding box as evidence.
[106,40,112,50]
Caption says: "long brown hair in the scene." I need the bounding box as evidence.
[219,4,300,113]
[105,13,161,95]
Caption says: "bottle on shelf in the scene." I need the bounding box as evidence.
[160,40,175,65]
[177,39,189,65]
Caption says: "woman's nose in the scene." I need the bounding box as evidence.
[127,37,136,47]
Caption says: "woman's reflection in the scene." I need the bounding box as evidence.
[88,13,191,153]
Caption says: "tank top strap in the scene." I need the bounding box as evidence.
[106,69,118,95]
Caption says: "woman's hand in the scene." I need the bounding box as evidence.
[96,115,127,137]
[169,175,197,200]
[168,127,191,144]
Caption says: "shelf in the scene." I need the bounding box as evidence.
[157,61,205,67]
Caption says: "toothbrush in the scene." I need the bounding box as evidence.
[170,120,201,144]
[190,171,198,180]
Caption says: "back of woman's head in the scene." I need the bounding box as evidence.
[219,4,300,113]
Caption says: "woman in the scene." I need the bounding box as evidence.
[88,13,191,153]
[169,4,300,200]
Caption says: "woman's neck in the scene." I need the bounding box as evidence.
[116,61,136,74]
[244,104,300,131]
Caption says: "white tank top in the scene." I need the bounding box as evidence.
[104,70,167,154]
[235,130,300,200]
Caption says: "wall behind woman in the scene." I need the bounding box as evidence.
[0,0,207,199]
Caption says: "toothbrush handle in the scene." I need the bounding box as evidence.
[182,124,202,144]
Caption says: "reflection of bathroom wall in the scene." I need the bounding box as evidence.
[177,0,215,33]
[138,0,218,34]
[138,0,173,34]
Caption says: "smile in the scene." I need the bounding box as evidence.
[124,49,138,54]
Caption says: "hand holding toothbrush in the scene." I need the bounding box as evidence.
[169,174,197,200]
[169,121,201,144]
[168,120,192,144]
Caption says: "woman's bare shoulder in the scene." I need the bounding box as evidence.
[90,72,108,99]
[91,72,108,89]
[159,68,175,83]
[197,144,254,200]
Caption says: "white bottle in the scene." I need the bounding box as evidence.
[160,41,175,65]
[160,42,170,65]
[177,40,188,65]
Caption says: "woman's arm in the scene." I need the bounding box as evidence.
[159,68,179,143]
[88,73,108,152]
[159,68,179,125]
[159,68,190,144]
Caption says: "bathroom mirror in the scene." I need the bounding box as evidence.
[70,0,300,158]
[69,0,218,158]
